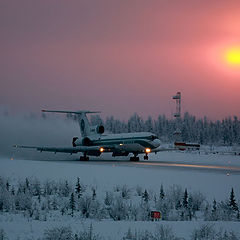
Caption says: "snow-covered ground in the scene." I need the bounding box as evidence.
[1,215,240,240]
[1,151,240,239]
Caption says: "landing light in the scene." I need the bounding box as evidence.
[119,143,123,146]
[145,148,151,153]
[100,147,104,152]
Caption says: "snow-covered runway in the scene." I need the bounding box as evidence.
[22,157,240,176]
[51,158,240,174]
[1,151,240,200]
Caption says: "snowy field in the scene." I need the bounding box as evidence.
[1,151,240,239]
[1,216,240,240]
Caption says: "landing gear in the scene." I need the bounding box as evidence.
[80,156,89,161]
[144,154,149,160]
[130,156,140,161]
[130,154,139,161]
[80,153,89,161]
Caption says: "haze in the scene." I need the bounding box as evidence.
[1,0,240,119]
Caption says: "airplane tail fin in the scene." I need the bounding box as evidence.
[42,110,101,137]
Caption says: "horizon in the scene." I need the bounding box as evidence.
[0,106,239,122]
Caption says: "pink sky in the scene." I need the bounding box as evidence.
[1,0,240,120]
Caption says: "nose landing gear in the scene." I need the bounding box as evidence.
[144,154,149,160]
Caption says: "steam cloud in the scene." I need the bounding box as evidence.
[0,111,79,160]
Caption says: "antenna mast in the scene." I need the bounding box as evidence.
[172,92,182,142]
[172,92,181,118]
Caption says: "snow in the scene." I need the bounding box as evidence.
[1,152,240,239]
[149,150,240,167]
[1,112,240,239]
[0,214,240,240]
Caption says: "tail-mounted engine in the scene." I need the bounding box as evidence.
[90,125,105,134]
[72,136,93,147]
[82,137,92,146]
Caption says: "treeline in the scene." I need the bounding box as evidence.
[87,113,240,145]
[2,110,239,146]
[0,176,239,222]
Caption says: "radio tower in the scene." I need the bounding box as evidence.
[172,92,201,150]
[172,92,181,142]
[172,92,181,118]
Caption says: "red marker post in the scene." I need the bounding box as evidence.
[151,211,161,221]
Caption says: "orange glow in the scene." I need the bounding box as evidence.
[225,47,240,65]
[207,43,240,80]
[145,148,151,153]
[100,147,104,152]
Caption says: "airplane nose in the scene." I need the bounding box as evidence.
[153,139,161,147]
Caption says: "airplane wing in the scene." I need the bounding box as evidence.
[13,145,103,154]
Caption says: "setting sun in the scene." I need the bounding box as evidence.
[225,47,240,65]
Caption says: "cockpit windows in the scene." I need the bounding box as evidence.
[152,135,158,140]
[148,135,158,140]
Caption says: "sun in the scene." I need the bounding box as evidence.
[225,47,240,65]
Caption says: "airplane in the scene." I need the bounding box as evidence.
[14,110,173,161]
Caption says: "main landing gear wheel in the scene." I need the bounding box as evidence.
[130,156,140,162]
[80,154,89,161]
[144,155,149,160]
[80,156,89,161]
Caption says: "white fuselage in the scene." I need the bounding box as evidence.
[75,132,161,153]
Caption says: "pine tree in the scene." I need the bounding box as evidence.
[38,193,41,203]
[52,197,58,210]
[69,193,75,217]
[212,199,217,213]
[160,184,165,200]
[11,186,15,195]
[211,199,217,221]
[175,200,182,210]
[229,188,238,211]
[25,178,30,189]
[32,179,41,196]
[104,192,112,206]
[15,200,20,211]
[188,195,193,210]
[75,177,82,198]
[182,189,188,209]
[61,207,65,216]
[142,190,149,202]
[92,188,96,200]
[6,181,10,191]
[74,233,79,240]
[62,180,71,197]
